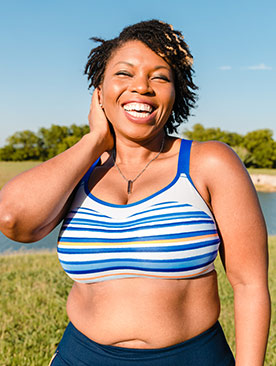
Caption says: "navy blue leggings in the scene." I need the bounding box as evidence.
[50,321,235,365]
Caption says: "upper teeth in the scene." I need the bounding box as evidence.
[123,103,153,113]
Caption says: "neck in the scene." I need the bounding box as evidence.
[113,133,166,165]
[112,134,166,195]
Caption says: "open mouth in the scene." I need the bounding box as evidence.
[123,102,155,118]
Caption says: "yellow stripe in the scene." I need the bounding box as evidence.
[72,267,211,282]
[58,233,218,247]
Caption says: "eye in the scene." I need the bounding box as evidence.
[152,75,170,82]
[115,70,132,77]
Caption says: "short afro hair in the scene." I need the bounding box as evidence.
[84,19,198,134]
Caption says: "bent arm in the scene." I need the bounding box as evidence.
[0,89,113,242]
[0,133,107,242]
[197,142,270,366]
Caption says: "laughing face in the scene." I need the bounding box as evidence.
[98,40,175,142]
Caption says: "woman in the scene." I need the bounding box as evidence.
[0,20,270,365]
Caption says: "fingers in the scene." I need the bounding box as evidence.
[91,87,102,109]
[88,88,104,123]
[87,88,113,146]
[87,87,114,151]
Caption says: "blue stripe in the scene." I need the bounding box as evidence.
[61,219,214,234]
[57,238,220,254]
[75,207,100,213]
[128,203,193,218]
[58,229,218,243]
[63,211,211,229]
[85,174,182,208]
[151,201,179,207]
[60,250,217,267]
[70,210,111,219]
[61,258,215,275]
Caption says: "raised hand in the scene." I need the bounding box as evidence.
[88,88,114,152]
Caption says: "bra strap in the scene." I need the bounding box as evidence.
[82,157,101,183]
[177,139,192,175]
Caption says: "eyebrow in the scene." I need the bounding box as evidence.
[114,61,171,71]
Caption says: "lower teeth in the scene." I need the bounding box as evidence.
[127,111,150,118]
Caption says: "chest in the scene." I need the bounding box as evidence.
[57,175,220,282]
[88,154,178,205]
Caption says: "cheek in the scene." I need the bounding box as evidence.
[101,83,124,123]
[102,80,125,104]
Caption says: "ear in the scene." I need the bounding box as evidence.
[97,85,103,106]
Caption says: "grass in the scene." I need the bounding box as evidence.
[0,237,275,365]
[0,251,71,366]
[248,168,276,176]
[0,161,40,189]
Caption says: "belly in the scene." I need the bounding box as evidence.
[66,271,220,348]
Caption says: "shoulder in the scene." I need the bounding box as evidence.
[190,140,246,176]
[189,140,254,199]
[191,140,240,166]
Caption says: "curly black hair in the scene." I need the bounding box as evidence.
[84,19,198,134]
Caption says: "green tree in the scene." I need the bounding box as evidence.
[243,129,276,168]
[232,146,255,167]
[183,123,243,146]
[0,130,42,161]
[0,144,17,161]
[38,124,90,159]
[38,125,71,160]
[183,124,276,168]
[0,124,90,161]
[56,125,90,155]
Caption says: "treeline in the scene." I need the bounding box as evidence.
[0,123,275,168]
[183,124,276,168]
[0,124,89,161]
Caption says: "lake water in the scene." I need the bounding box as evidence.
[257,192,276,236]
[0,192,275,254]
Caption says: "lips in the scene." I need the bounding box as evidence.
[122,102,156,119]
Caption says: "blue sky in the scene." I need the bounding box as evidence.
[0,0,275,147]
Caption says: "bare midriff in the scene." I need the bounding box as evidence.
[66,270,220,349]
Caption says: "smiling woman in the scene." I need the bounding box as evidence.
[85,20,197,135]
[0,20,270,366]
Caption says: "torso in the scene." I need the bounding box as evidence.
[59,137,221,348]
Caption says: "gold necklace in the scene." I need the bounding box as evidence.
[113,137,165,194]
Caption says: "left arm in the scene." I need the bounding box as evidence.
[195,141,271,366]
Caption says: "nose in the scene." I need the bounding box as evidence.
[130,75,154,95]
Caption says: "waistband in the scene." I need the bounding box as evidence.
[69,321,219,356]
[56,320,235,364]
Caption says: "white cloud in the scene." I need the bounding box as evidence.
[247,63,272,70]
[219,65,232,70]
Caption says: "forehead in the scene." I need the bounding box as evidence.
[106,40,172,70]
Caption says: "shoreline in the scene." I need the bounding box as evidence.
[0,248,56,257]
[250,174,276,192]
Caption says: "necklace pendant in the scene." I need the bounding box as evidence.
[127,180,133,194]
[113,136,165,196]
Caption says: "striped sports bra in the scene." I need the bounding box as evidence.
[57,139,220,283]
